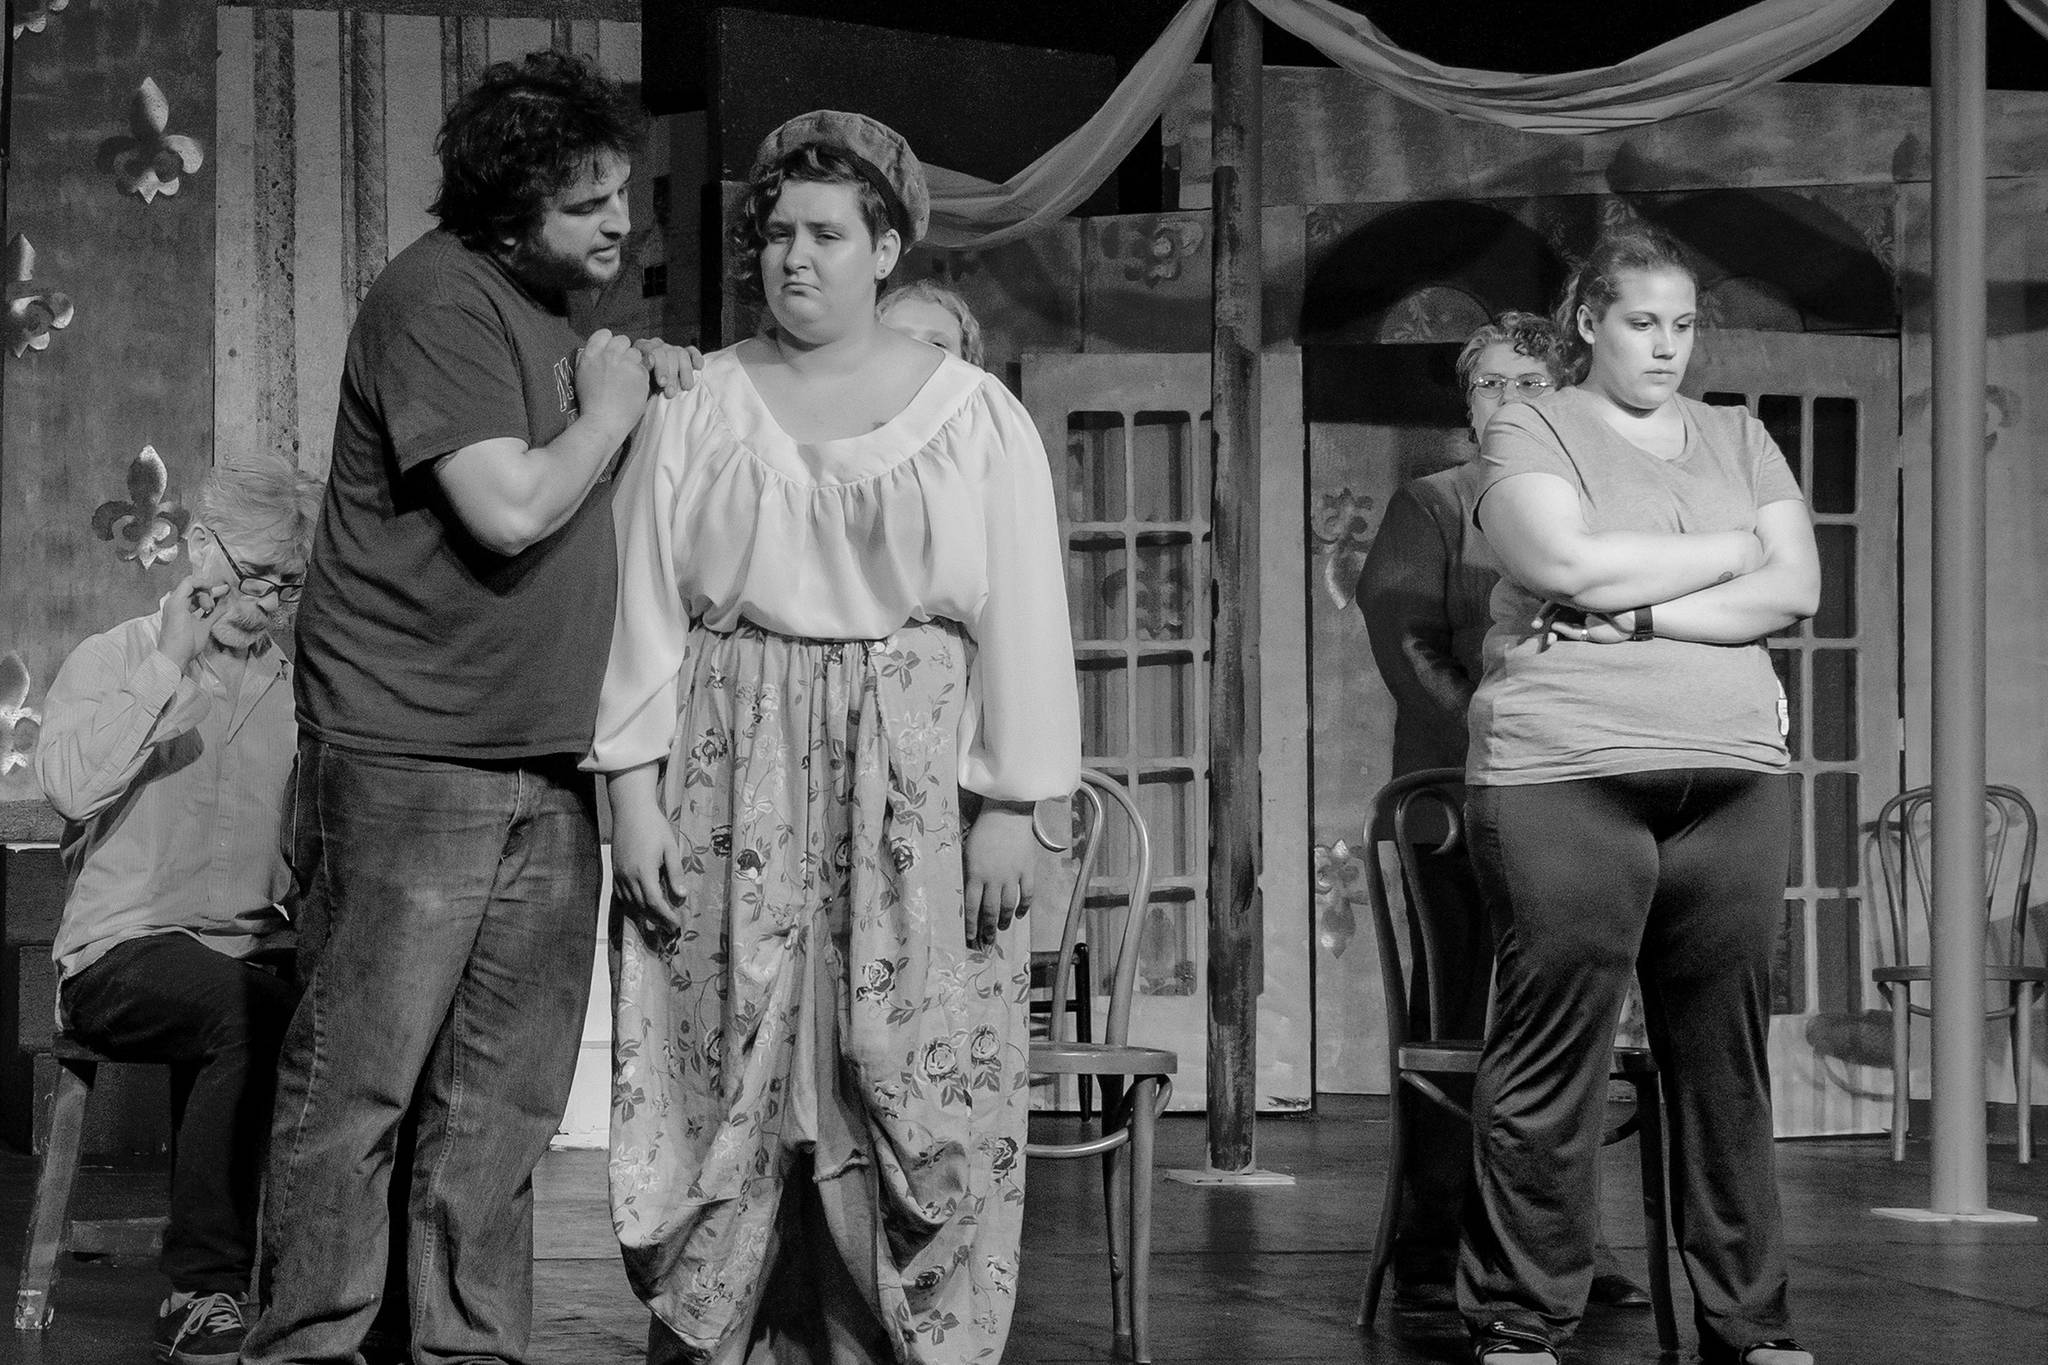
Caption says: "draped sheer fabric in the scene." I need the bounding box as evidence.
[927,0,1915,249]
[1249,0,1891,134]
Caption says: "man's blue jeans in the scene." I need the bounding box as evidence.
[245,740,599,1365]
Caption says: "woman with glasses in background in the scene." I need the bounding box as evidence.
[1361,311,1558,793]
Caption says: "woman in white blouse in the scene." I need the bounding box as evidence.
[588,110,1080,1365]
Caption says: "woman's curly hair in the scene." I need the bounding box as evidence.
[729,144,895,310]
[1550,226,1699,385]
[1453,310,1561,392]
[429,50,645,250]
[878,279,985,367]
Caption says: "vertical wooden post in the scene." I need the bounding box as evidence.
[1206,0,1262,1173]
[1928,0,1990,1213]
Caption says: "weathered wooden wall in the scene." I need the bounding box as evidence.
[1898,175,2048,1119]
[0,0,221,1154]
[212,1,651,486]
[1,0,219,816]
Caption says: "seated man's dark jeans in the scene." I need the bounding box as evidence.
[61,933,298,1297]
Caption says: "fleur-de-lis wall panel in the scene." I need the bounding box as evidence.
[5,234,75,358]
[0,0,217,811]
[0,654,42,778]
[2,4,648,814]
[98,76,207,203]
[11,1,70,43]
[91,445,189,571]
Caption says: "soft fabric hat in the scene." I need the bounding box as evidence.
[750,110,929,246]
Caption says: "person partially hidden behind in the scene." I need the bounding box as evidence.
[36,458,322,1365]
[878,278,985,367]
[1357,312,1651,1317]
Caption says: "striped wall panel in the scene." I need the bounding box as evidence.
[216,7,642,480]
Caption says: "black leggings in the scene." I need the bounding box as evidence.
[1455,768,1795,1353]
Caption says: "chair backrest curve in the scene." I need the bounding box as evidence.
[1044,769,1155,1048]
[1362,767,1470,1057]
[1871,783,2041,970]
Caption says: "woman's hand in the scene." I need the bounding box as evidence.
[632,339,704,397]
[1539,604,1634,645]
[963,802,1039,951]
[606,763,685,942]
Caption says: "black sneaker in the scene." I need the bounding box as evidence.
[153,1291,250,1365]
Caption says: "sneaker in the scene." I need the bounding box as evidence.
[153,1291,250,1365]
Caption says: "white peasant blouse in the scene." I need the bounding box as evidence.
[588,346,1082,803]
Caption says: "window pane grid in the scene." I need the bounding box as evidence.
[1064,405,1210,1001]
[1718,387,1871,1018]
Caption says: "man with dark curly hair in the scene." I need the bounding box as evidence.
[245,51,694,1365]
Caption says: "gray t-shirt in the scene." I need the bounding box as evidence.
[1467,387,1804,786]
[296,229,619,761]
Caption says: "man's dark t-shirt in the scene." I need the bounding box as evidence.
[295,229,621,760]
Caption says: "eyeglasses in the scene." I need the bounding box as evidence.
[1470,375,1554,397]
[211,534,304,603]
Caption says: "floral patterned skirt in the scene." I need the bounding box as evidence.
[610,619,1029,1364]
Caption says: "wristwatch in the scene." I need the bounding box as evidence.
[1630,604,1655,642]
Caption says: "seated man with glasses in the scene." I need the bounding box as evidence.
[36,458,322,1365]
[1357,312,1650,1317]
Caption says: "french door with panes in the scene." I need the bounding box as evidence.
[1021,353,1314,1113]
[1683,330,1898,1137]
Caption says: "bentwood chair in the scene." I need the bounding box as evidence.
[1027,769,1176,1363]
[1029,943,1094,1119]
[1355,769,1678,1356]
[1870,784,2046,1162]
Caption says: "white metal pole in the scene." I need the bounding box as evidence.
[1928,0,1990,1214]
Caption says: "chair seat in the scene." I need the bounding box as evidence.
[1399,1041,1657,1076]
[1030,1040,1177,1076]
[1397,1040,1481,1072]
[1874,964,2048,984]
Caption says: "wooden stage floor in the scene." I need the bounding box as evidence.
[3,1094,2044,1363]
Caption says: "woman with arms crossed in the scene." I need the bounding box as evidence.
[1458,228,1819,1365]
[588,111,1079,1365]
